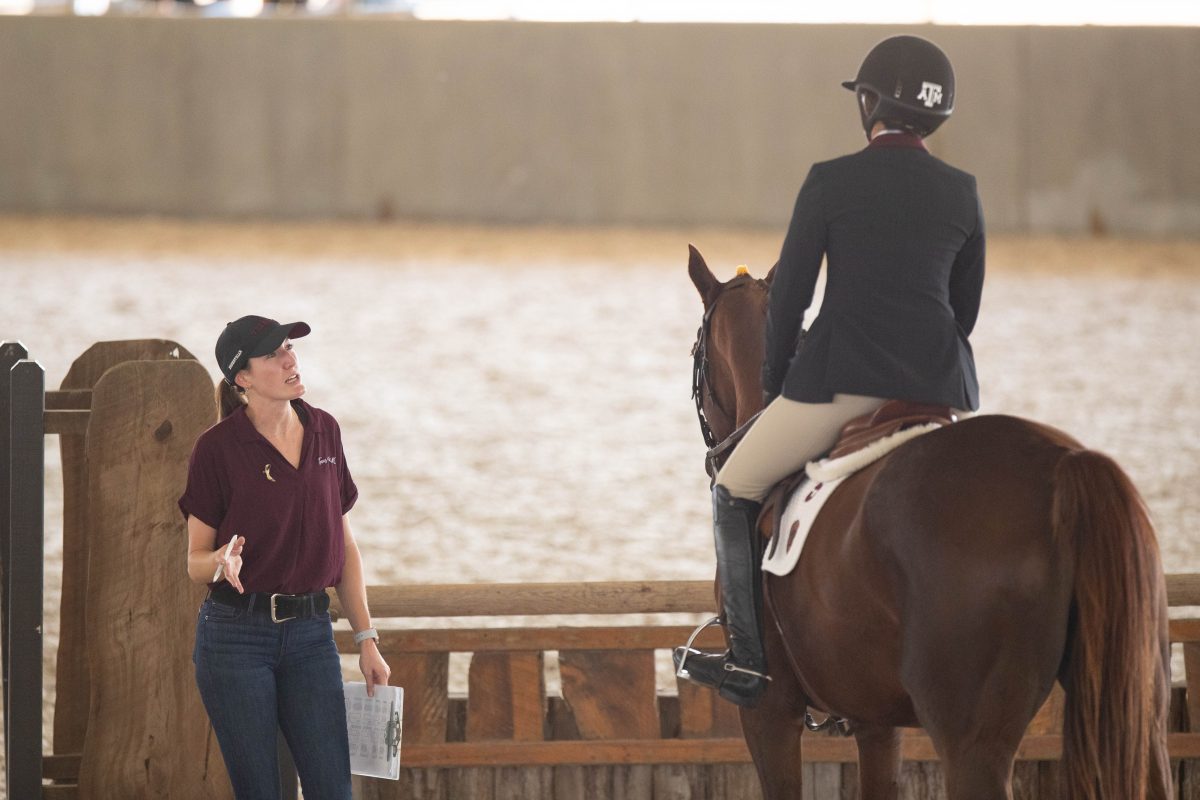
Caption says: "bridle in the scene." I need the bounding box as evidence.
[690,274,769,478]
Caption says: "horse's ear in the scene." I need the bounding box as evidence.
[688,244,720,303]
[765,260,778,286]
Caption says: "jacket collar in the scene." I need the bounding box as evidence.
[866,131,928,152]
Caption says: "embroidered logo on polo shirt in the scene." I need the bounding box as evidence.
[263,464,275,482]
[318,456,337,466]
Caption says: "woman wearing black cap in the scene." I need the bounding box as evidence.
[180,315,389,799]
[673,35,985,708]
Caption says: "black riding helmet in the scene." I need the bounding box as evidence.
[842,35,955,139]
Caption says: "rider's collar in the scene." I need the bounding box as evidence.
[867,131,928,151]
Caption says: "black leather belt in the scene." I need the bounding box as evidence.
[209,582,330,623]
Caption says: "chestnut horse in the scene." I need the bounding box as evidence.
[685,246,1171,799]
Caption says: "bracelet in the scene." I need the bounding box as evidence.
[353,627,379,645]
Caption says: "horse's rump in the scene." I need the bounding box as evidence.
[767,415,1081,723]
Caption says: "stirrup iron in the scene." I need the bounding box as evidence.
[674,616,723,678]
[805,712,852,736]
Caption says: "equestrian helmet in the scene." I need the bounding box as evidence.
[842,35,955,138]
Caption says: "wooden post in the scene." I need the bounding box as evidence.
[6,357,44,800]
[0,339,28,752]
[75,359,228,800]
[53,339,197,756]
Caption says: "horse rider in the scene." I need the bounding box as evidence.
[674,35,985,707]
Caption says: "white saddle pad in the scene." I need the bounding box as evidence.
[761,475,846,577]
[761,423,945,577]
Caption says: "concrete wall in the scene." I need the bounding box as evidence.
[1,18,1198,234]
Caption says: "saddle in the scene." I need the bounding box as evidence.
[757,400,957,538]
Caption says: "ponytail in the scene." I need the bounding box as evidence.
[215,379,247,420]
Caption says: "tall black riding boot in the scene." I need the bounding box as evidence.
[672,484,769,708]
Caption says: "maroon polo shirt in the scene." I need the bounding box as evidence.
[179,399,358,594]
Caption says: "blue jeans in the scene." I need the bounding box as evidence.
[193,596,351,800]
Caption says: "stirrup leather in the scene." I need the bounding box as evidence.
[724,661,771,680]
[674,616,723,679]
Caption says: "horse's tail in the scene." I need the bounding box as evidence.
[1054,448,1172,800]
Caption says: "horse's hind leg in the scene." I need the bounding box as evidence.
[854,724,902,800]
[938,747,1020,800]
[915,680,1032,800]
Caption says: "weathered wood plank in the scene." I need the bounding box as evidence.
[1187,643,1200,733]
[394,733,1200,768]
[710,763,759,800]
[445,768,494,800]
[331,575,1200,622]
[1025,685,1065,736]
[44,388,92,409]
[43,409,90,435]
[335,581,718,618]
[840,763,860,799]
[676,677,742,740]
[52,339,197,759]
[1182,759,1200,800]
[77,359,224,800]
[390,652,450,745]
[1169,574,1200,607]
[405,737,752,767]
[1012,760,1040,800]
[809,763,842,799]
[900,761,948,800]
[559,650,660,740]
[467,651,545,742]
[609,764,654,800]
[651,763,707,800]
[1036,761,1061,798]
[333,625,724,655]
[358,765,448,798]
[43,753,82,780]
[1174,619,1200,643]
[494,765,554,800]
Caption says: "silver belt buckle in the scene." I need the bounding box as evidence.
[270,593,297,623]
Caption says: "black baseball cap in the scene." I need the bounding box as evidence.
[215,315,311,385]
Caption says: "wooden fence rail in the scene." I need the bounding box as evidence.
[326,579,1200,800]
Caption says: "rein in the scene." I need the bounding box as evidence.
[690,274,768,478]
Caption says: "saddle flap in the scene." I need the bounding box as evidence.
[757,469,809,540]
[829,400,957,460]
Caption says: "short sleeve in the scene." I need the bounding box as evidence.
[334,422,358,515]
[178,432,228,529]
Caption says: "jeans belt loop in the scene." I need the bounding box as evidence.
[270,593,297,624]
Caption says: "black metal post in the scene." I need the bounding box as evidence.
[7,358,44,799]
[0,339,29,755]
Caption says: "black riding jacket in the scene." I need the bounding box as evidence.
[762,132,985,411]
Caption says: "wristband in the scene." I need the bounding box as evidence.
[353,627,379,645]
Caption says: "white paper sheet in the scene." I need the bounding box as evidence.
[343,682,403,780]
